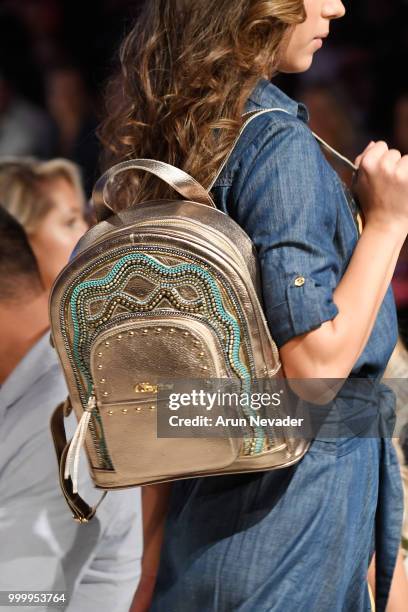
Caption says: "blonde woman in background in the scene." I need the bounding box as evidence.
[0,157,88,290]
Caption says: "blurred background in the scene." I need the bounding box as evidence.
[1,0,408,333]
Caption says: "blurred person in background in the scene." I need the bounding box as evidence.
[0,157,89,291]
[0,8,54,159]
[0,74,54,159]
[45,67,100,196]
[7,0,65,69]
[0,206,142,611]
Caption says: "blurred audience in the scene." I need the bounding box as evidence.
[8,0,65,69]
[0,207,142,610]
[0,76,54,158]
[45,67,100,195]
[0,7,53,158]
[0,157,88,290]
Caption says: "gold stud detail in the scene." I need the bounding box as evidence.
[117,334,122,340]
[105,341,110,346]
[122,408,128,414]
[183,332,189,337]
[100,378,106,383]
[103,391,109,396]
[199,352,205,357]
[107,410,114,416]
[129,331,135,336]
[136,407,142,412]
[97,352,103,357]
[294,276,305,287]
[202,366,208,371]
[150,405,156,411]
[170,328,176,333]
[194,341,201,346]
[143,329,149,334]
[156,328,162,333]
[97,364,103,370]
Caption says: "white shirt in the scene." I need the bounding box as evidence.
[0,333,142,611]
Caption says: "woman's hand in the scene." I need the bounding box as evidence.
[354,141,408,234]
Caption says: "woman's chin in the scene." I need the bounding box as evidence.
[278,54,315,74]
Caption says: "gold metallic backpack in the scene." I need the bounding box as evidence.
[49,109,322,522]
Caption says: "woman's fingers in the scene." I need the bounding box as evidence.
[396,154,408,177]
[358,141,389,173]
[355,141,376,167]
[379,149,402,175]
[394,156,408,195]
[354,141,408,231]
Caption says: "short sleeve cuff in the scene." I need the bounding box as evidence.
[265,275,339,349]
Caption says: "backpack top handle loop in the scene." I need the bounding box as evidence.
[92,158,216,222]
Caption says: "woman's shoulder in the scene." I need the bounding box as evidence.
[242,78,316,146]
[241,109,321,162]
[243,108,316,151]
[213,80,332,190]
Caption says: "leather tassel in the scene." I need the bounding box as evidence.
[64,395,96,493]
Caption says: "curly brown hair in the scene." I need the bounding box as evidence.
[99,0,305,206]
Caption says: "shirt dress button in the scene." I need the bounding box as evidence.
[294,276,305,287]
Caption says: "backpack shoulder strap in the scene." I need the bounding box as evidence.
[50,399,107,522]
[207,107,357,192]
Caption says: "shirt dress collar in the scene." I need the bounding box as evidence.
[246,77,309,124]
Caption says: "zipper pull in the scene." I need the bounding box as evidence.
[86,393,97,412]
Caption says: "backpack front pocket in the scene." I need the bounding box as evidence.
[89,317,242,482]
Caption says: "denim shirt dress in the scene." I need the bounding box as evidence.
[151,79,404,612]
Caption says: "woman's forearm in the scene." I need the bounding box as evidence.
[332,221,405,370]
[280,220,407,381]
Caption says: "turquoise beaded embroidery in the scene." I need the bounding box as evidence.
[70,252,265,455]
